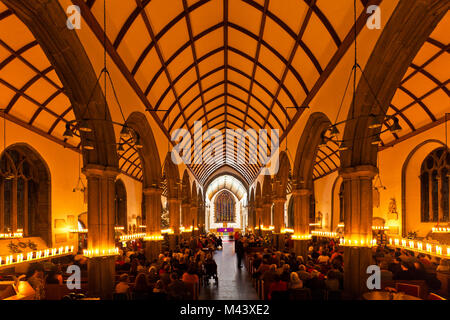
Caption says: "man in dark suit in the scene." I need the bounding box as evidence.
[235,238,245,268]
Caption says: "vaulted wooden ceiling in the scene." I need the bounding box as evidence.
[380,12,449,149]
[73,0,382,185]
[1,0,447,187]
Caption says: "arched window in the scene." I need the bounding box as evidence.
[0,145,50,243]
[420,147,449,222]
[114,179,127,229]
[339,183,344,223]
[215,190,235,223]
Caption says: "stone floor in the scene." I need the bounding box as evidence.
[199,240,259,300]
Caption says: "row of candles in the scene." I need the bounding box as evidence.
[388,237,450,258]
[82,247,119,257]
[0,246,74,267]
[0,232,23,239]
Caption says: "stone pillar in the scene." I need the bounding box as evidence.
[83,165,118,300]
[292,189,311,259]
[340,165,377,299]
[190,204,198,236]
[197,204,204,234]
[181,203,190,239]
[143,187,162,261]
[255,206,263,235]
[273,198,285,250]
[247,203,254,231]
[168,198,181,250]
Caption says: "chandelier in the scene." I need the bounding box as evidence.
[318,0,402,152]
[62,0,142,153]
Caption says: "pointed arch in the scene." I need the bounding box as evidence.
[125,112,162,188]
[2,0,118,168]
[262,174,272,205]
[293,112,332,190]
[163,153,180,199]
[0,143,51,245]
[274,151,291,199]
[191,182,198,206]
[181,170,191,205]
[340,0,448,169]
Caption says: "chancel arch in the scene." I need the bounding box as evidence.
[205,174,247,232]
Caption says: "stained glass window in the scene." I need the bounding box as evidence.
[215,190,235,223]
[420,147,450,222]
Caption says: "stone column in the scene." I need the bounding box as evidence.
[168,198,181,250]
[292,189,311,259]
[181,203,190,239]
[190,204,198,237]
[143,187,162,261]
[255,206,263,235]
[340,165,377,299]
[261,203,272,237]
[197,204,204,234]
[83,165,118,300]
[247,203,254,231]
[273,198,286,250]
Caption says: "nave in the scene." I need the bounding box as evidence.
[0,0,449,303]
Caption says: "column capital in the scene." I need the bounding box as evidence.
[273,197,286,203]
[262,202,272,208]
[339,165,378,179]
[292,188,311,196]
[167,198,182,203]
[143,187,163,195]
[82,164,119,178]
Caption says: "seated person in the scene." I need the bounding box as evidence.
[132,273,149,300]
[182,265,200,286]
[167,273,189,300]
[150,280,167,301]
[115,274,130,294]
[289,272,303,290]
[268,274,288,300]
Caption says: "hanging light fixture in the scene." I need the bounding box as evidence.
[120,126,131,139]
[371,133,382,145]
[368,114,383,129]
[318,0,398,153]
[338,141,349,151]
[389,116,402,133]
[319,132,328,147]
[135,134,143,149]
[83,141,95,151]
[62,0,144,154]
[63,123,74,138]
[78,120,92,133]
[329,125,339,138]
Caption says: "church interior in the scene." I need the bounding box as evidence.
[0,0,449,302]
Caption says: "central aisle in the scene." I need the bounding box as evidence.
[199,240,259,300]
